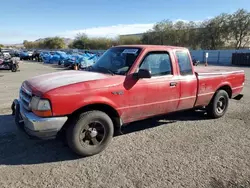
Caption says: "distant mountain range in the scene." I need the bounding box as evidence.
[4,34,142,47]
[4,37,74,47]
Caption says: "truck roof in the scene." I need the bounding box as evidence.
[114,44,188,50]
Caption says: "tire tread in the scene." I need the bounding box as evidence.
[66,110,114,156]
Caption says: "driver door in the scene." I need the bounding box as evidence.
[122,51,180,123]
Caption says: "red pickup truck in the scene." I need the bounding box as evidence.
[12,45,245,156]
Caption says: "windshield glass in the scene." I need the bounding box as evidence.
[90,47,141,75]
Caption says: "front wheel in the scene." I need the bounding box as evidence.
[66,110,114,157]
[206,90,229,118]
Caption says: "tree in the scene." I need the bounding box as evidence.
[69,32,116,49]
[69,33,88,49]
[87,37,113,49]
[186,21,201,49]
[117,35,141,45]
[0,44,4,48]
[141,20,176,45]
[141,20,201,48]
[141,30,155,44]
[43,37,66,49]
[229,9,250,49]
[199,14,230,49]
[75,33,88,40]
[23,40,35,49]
[23,40,28,45]
[173,21,189,46]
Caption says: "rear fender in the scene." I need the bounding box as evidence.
[215,82,233,98]
[206,82,233,106]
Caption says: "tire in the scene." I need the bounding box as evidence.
[207,90,229,118]
[11,65,17,72]
[66,110,114,157]
[58,61,62,65]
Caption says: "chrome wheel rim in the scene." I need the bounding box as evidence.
[216,96,226,114]
[79,121,105,146]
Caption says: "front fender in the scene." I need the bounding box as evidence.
[73,96,121,115]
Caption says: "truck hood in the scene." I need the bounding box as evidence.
[26,70,111,93]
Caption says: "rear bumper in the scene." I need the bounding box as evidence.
[11,99,68,140]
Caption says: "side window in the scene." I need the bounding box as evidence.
[139,52,172,76]
[176,51,193,75]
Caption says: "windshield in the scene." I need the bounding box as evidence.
[90,47,141,75]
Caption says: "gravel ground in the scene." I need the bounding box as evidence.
[0,62,250,188]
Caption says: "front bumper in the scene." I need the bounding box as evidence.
[11,99,68,140]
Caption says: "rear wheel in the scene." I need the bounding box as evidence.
[206,90,229,118]
[66,110,114,157]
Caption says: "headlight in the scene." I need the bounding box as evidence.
[30,96,52,117]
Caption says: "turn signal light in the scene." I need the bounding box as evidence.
[32,110,52,117]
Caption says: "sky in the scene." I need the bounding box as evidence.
[1,0,250,44]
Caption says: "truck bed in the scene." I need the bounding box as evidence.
[193,66,245,107]
[194,66,244,75]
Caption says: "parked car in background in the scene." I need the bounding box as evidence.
[63,53,81,68]
[0,49,11,58]
[10,50,21,57]
[78,53,99,69]
[39,51,48,59]
[49,51,69,65]
[32,50,43,62]
[20,50,33,60]
[63,52,99,69]
[41,51,55,63]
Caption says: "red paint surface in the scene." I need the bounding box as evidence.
[23,45,245,124]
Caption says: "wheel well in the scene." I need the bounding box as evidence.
[206,85,232,108]
[70,103,122,129]
[217,85,232,98]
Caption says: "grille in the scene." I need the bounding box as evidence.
[19,86,32,111]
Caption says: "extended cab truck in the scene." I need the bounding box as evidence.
[11,45,245,157]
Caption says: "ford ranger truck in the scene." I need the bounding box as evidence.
[11,45,245,157]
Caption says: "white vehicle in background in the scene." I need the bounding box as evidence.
[27,51,33,59]
[1,49,11,59]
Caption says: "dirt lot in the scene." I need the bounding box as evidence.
[0,61,250,188]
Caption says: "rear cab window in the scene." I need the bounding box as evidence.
[175,51,193,76]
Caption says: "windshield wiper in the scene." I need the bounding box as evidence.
[96,65,114,75]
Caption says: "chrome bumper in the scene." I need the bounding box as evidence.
[11,99,68,140]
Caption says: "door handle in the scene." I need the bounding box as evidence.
[170,82,177,87]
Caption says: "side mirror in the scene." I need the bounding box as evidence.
[133,69,151,79]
